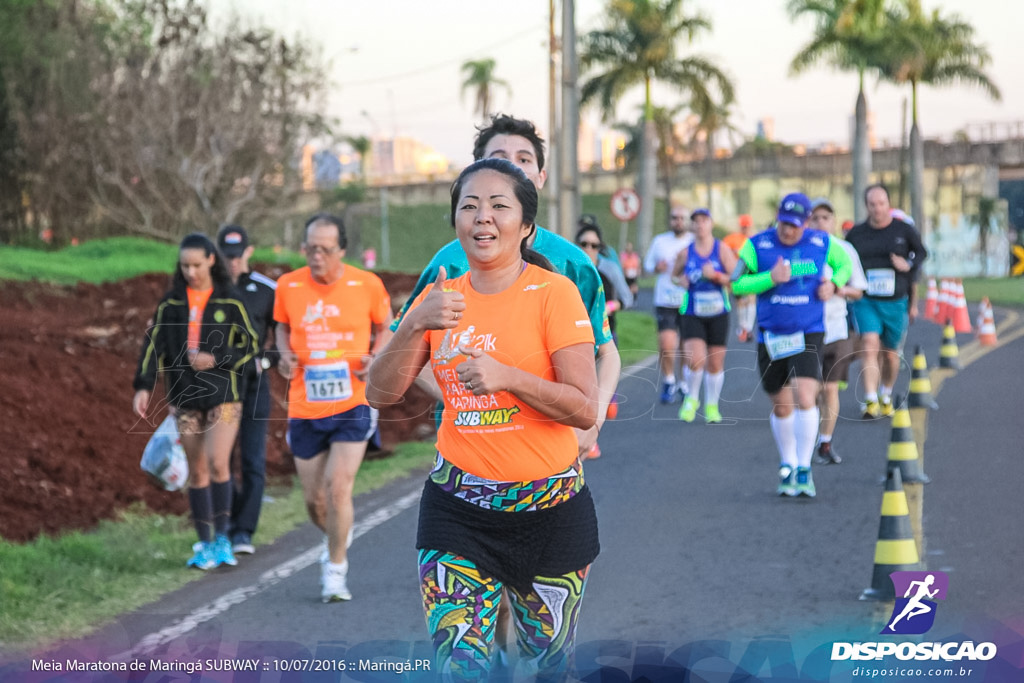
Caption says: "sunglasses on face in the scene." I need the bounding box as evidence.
[577,240,602,250]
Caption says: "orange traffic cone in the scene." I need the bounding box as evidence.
[937,278,953,324]
[950,280,972,333]
[924,278,939,323]
[977,298,997,346]
[860,468,922,601]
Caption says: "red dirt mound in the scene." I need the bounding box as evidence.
[0,267,436,543]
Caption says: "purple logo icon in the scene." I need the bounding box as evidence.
[881,571,949,635]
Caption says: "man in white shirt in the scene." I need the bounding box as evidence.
[809,198,868,464]
[643,206,695,403]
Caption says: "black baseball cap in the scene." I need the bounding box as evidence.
[217,225,250,258]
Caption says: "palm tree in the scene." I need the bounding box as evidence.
[580,0,733,252]
[346,135,371,180]
[879,2,1000,233]
[616,104,688,207]
[787,0,890,223]
[689,95,742,207]
[459,58,511,123]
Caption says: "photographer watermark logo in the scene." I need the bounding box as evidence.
[881,571,949,635]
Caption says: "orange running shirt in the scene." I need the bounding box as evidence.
[406,264,595,481]
[274,265,391,419]
[186,287,213,351]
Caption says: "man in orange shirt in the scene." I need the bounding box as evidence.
[274,213,393,602]
[723,214,756,341]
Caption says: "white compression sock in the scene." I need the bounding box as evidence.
[686,368,704,399]
[770,412,797,468]
[794,407,820,468]
[704,371,724,406]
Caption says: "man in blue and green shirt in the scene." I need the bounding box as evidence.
[733,192,852,498]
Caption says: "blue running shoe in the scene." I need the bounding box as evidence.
[796,467,817,498]
[187,542,216,570]
[659,381,677,404]
[213,535,238,567]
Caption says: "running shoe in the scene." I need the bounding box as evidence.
[213,534,238,567]
[231,531,255,555]
[880,395,895,417]
[187,541,216,570]
[704,403,722,424]
[678,397,700,422]
[862,400,881,419]
[737,328,749,343]
[796,467,817,498]
[321,560,352,602]
[815,442,842,465]
[659,381,677,404]
[837,380,849,392]
[585,443,601,459]
[777,466,797,497]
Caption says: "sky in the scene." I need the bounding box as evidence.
[209,0,1023,166]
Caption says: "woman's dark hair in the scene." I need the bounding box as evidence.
[449,158,554,272]
[575,217,609,258]
[173,232,232,292]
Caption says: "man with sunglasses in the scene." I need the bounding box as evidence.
[274,213,394,603]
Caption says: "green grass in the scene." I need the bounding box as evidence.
[961,277,1024,306]
[615,311,658,366]
[0,237,311,284]
[0,441,436,652]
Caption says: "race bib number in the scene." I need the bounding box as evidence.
[625,268,638,279]
[694,291,726,317]
[866,268,896,297]
[304,361,353,402]
[764,331,806,360]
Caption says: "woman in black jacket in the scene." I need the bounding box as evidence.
[133,233,258,570]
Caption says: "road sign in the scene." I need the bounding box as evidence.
[610,188,641,222]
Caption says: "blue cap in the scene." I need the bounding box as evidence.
[776,193,811,227]
[690,208,711,219]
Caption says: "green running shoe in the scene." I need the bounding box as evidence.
[678,397,699,422]
[704,403,722,424]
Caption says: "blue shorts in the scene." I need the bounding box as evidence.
[287,405,378,460]
[852,297,909,351]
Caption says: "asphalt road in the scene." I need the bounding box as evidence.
[4,305,1023,682]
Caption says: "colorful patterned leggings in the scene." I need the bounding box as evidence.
[419,455,591,681]
[419,549,589,682]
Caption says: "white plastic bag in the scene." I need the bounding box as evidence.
[140,415,189,491]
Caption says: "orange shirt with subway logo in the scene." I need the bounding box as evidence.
[405,263,595,482]
[273,265,391,419]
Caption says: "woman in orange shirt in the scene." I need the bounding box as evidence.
[368,158,599,681]
[133,233,258,570]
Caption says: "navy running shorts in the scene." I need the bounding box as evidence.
[287,405,378,460]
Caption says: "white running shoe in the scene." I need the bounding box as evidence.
[321,560,352,602]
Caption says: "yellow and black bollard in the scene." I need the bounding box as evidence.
[861,468,922,601]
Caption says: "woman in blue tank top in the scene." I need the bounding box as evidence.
[670,208,737,424]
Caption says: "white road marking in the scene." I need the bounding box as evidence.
[112,489,422,660]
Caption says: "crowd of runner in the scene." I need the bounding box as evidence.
[131,113,926,681]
